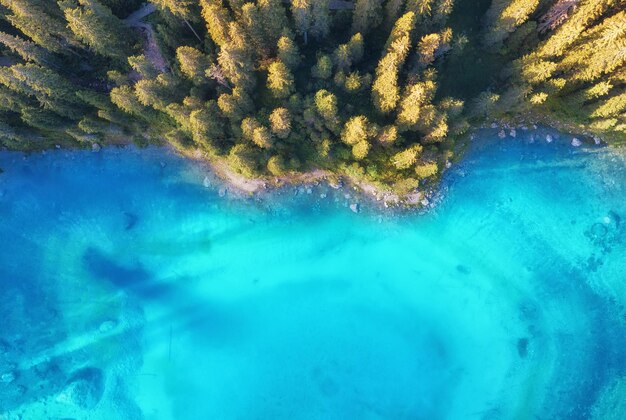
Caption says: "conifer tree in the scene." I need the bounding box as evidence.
[310,0,331,40]
[384,0,405,29]
[406,0,433,17]
[176,46,213,84]
[312,54,333,79]
[315,89,339,122]
[218,42,256,90]
[483,0,540,46]
[392,144,423,169]
[217,86,254,120]
[277,36,301,70]
[352,0,383,35]
[258,0,289,47]
[151,0,203,41]
[241,3,269,57]
[252,125,273,149]
[270,107,292,139]
[0,32,55,67]
[292,0,313,44]
[59,0,133,60]
[0,0,76,53]
[200,0,232,47]
[267,61,295,99]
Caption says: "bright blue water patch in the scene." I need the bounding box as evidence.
[0,129,625,419]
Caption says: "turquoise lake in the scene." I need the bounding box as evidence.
[0,129,625,419]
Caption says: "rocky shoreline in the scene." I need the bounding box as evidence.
[171,122,610,213]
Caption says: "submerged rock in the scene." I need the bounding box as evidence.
[571,138,582,147]
[350,203,360,213]
[98,320,117,333]
[546,134,553,143]
[203,176,210,188]
[1,371,16,383]
[498,129,506,139]
[57,367,104,409]
[91,143,101,152]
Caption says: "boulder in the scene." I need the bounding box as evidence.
[98,320,117,333]
[57,367,104,409]
[1,371,16,383]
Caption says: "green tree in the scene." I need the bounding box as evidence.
[241,3,269,57]
[200,0,232,47]
[258,0,289,47]
[291,0,312,44]
[312,54,333,79]
[267,60,295,99]
[483,0,540,47]
[269,107,292,139]
[315,89,338,121]
[176,46,212,83]
[0,32,55,67]
[277,36,301,70]
[392,144,423,170]
[352,0,383,35]
[0,0,76,52]
[59,0,133,59]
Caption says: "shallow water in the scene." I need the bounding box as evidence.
[0,129,625,419]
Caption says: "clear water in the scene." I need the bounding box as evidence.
[0,129,625,419]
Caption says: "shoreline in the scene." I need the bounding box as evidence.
[1,122,615,213]
[172,121,609,211]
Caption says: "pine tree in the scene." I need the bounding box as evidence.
[258,0,289,48]
[151,0,203,41]
[278,36,301,70]
[241,3,269,57]
[315,89,338,122]
[372,12,416,113]
[200,0,232,47]
[352,0,383,35]
[0,0,76,53]
[267,155,287,175]
[384,0,404,29]
[310,0,331,40]
[217,86,254,120]
[176,46,212,83]
[392,144,423,170]
[291,0,312,44]
[267,61,295,99]
[218,42,256,90]
[252,125,273,149]
[128,54,159,79]
[483,0,540,47]
[0,32,56,67]
[269,107,292,138]
[189,101,225,150]
[312,54,333,79]
[415,161,438,179]
[406,0,434,17]
[352,139,370,160]
[59,0,133,59]
[341,115,372,145]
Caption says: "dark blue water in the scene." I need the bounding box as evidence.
[0,129,625,419]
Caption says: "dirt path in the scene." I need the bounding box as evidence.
[124,3,168,73]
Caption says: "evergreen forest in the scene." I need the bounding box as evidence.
[0,0,624,195]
